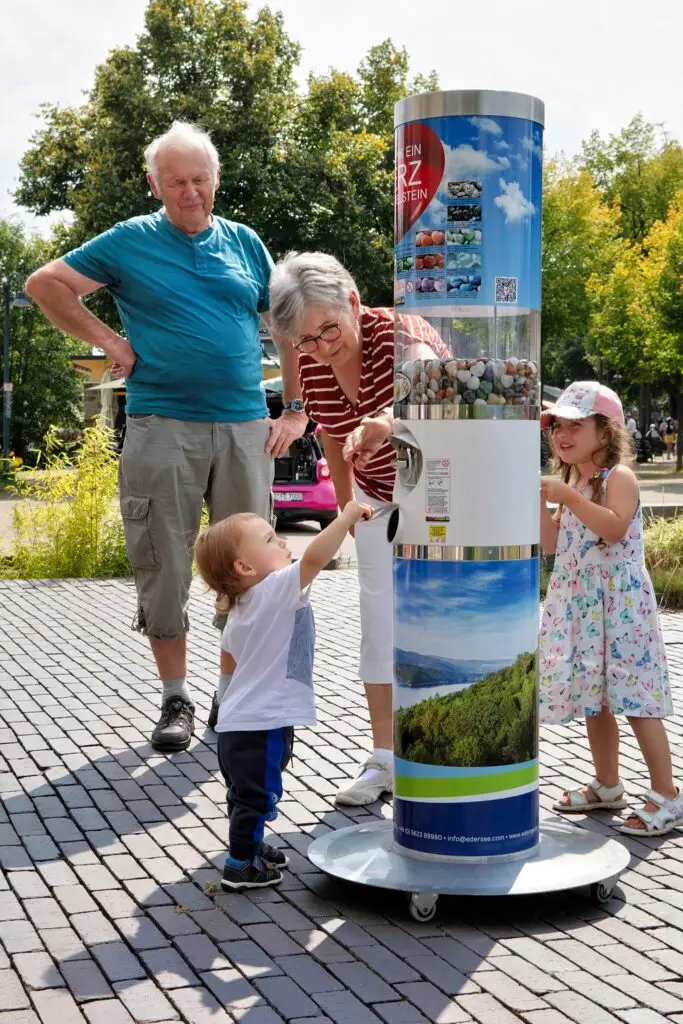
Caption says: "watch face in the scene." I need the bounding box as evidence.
[286,400,305,412]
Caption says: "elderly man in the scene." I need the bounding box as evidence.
[26,121,307,752]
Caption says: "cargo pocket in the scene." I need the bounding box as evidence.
[120,496,158,569]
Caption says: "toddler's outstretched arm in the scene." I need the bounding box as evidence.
[300,502,372,589]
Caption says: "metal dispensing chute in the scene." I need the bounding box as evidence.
[308,90,629,921]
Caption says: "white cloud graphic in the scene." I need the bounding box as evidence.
[522,136,543,160]
[495,139,510,151]
[444,143,510,180]
[468,116,502,135]
[494,179,536,223]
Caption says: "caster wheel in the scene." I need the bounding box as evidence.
[590,881,615,904]
[409,893,438,922]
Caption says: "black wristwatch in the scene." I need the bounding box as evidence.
[283,399,306,413]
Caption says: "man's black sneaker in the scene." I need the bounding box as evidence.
[221,854,283,891]
[151,697,195,752]
[207,692,219,731]
[259,842,290,867]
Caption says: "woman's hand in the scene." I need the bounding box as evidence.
[541,478,572,505]
[343,414,393,469]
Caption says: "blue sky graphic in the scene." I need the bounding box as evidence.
[399,114,543,309]
[394,558,539,665]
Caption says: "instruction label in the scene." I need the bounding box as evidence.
[425,458,451,522]
[428,524,447,544]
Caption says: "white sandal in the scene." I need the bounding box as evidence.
[553,777,629,813]
[619,788,683,836]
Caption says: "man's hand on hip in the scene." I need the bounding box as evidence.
[110,339,138,380]
[266,411,308,458]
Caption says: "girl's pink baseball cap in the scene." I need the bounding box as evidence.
[540,381,625,429]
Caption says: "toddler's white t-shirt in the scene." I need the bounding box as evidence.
[217,562,316,732]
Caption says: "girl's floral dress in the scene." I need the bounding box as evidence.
[540,469,672,725]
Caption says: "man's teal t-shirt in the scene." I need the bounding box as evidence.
[63,212,273,421]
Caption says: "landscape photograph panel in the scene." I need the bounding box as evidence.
[393,558,539,768]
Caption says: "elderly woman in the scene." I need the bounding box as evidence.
[269,252,447,807]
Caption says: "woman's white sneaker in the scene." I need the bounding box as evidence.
[335,756,393,806]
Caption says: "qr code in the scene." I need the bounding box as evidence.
[495,276,518,303]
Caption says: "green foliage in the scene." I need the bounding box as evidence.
[644,514,683,609]
[541,159,624,387]
[15,2,436,309]
[3,425,129,579]
[395,652,538,768]
[0,219,86,458]
[581,115,683,245]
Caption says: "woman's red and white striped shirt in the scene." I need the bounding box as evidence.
[298,306,446,503]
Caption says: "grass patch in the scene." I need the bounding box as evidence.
[541,515,683,609]
[644,514,683,610]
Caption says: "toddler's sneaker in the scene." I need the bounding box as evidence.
[259,842,290,867]
[222,854,283,891]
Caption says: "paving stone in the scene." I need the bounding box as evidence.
[31,989,86,1024]
[71,911,120,946]
[172,935,229,972]
[466,971,547,1013]
[8,871,50,899]
[167,987,231,1024]
[90,943,146,982]
[0,891,24,921]
[373,1005,430,1024]
[244,923,303,957]
[112,981,177,1023]
[37,861,79,887]
[60,960,113,1002]
[546,990,629,1023]
[189,909,244,942]
[219,940,280,979]
[199,969,265,1015]
[83,1003,134,1024]
[92,890,141,920]
[12,953,64,991]
[0,971,30,1011]
[0,919,42,953]
[115,917,169,951]
[147,907,200,938]
[23,898,70,931]
[273,954,342,994]
[0,1012,42,1024]
[139,949,199,989]
[41,927,89,962]
[53,885,99,915]
[455,992,520,1024]
[313,991,386,1023]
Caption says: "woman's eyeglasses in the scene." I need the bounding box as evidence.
[293,318,341,354]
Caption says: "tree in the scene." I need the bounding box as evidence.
[14,2,437,308]
[0,220,85,459]
[580,115,683,246]
[541,158,624,387]
[648,191,683,469]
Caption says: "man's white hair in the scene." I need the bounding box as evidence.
[269,252,359,338]
[144,121,220,184]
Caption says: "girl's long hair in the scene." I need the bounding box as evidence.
[550,414,633,504]
[194,513,258,613]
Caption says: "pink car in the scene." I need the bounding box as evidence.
[263,377,338,529]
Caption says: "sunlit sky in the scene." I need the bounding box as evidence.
[2,0,682,233]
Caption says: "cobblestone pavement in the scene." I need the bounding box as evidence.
[0,572,682,1024]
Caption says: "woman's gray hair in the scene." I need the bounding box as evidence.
[144,121,220,185]
[269,252,359,337]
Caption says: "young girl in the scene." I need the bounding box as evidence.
[194,500,371,890]
[539,381,682,836]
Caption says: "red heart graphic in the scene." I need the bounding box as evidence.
[395,122,445,242]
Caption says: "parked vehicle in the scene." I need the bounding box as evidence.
[262,377,338,529]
